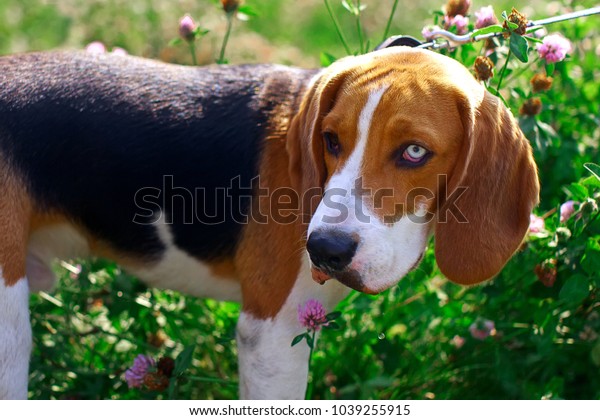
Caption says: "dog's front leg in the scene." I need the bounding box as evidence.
[236,307,310,399]
[0,277,31,399]
[237,257,348,400]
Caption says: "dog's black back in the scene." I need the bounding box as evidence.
[0,51,315,261]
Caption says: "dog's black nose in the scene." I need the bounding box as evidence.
[307,230,358,271]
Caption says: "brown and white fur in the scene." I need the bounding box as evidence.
[0,46,539,399]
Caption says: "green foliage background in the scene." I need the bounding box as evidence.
[2,0,599,399]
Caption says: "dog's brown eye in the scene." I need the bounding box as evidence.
[323,132,341,157]
[395,143,432,168]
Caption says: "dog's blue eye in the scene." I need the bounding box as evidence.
[404,145,428,162]
[323,132,341,157]
[395,143,432,168]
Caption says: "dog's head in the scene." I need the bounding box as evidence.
[286,47,539,293]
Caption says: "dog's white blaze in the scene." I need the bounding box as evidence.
[237,255,348,399]
[0,274,31,399]
[130,220,241,301]
[308,85,388,232]
[341,85,389,185]
[308,85,431,292]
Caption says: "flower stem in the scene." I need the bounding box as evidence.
[189,41,198,66]
[477,40,486,57]
[382,0,399,42]
[355,0,365,54]
[324,0,352,56]
[496,49,512,92]
[218,13,234,64]
[305,330,316,400]
[185,375,237,385]
[503,55,540,86]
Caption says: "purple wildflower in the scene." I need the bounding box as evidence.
[179,15,197,42]
[443,14,469,35]
[474,6,498,29]
[560,200,577,223]
[85,41,106,54]
[529,214,545,234]
[422,25,442,41]
[450,335,465,349]
[537,34,571,64]
[469,319,496,340]
[111,47,128,56]
[297,299,328,331]
[125,354,155,389]
[533,28,547,39]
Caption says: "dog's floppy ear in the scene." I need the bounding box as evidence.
[435,91,540,285]
[286,66,349,215]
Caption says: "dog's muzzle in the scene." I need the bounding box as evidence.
[307,230,374,292]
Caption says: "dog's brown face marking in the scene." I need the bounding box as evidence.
[320,64,466,224]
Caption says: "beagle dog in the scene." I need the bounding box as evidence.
[0,46,539,399]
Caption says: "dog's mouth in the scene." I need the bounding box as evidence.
[311,266,332,284]
[311,265,380,294]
